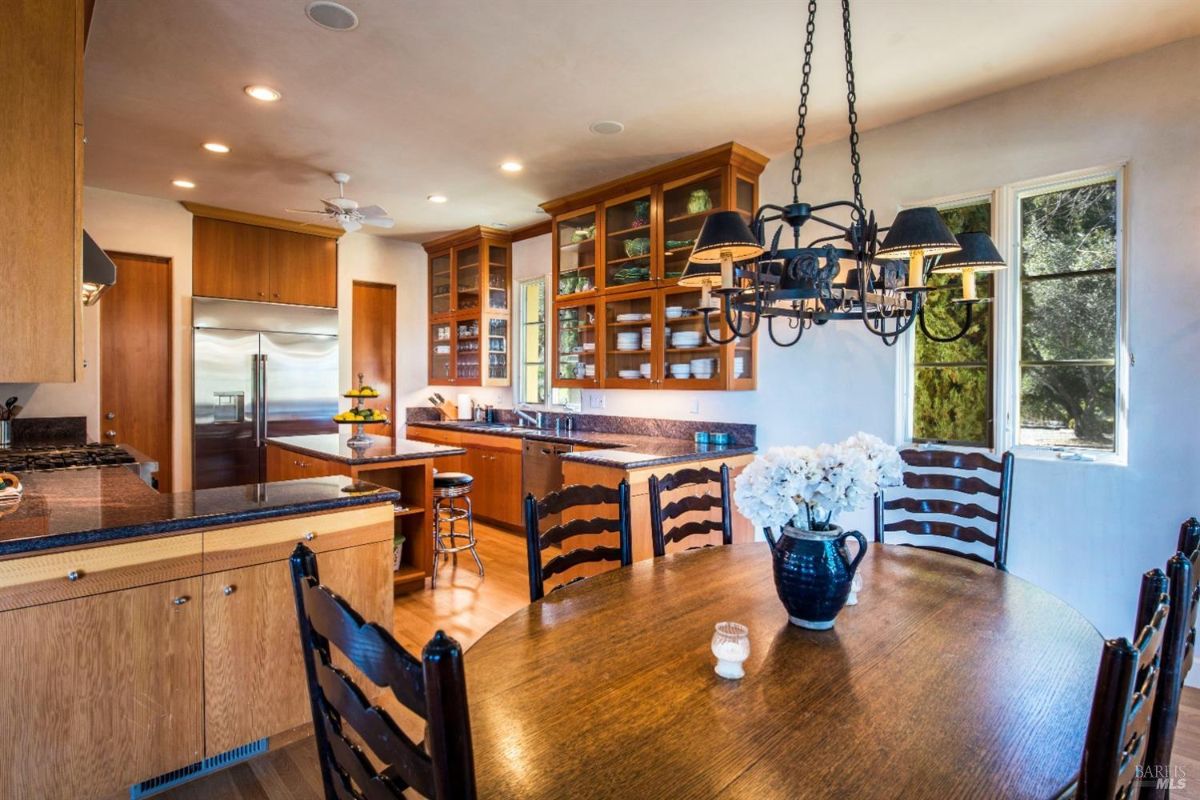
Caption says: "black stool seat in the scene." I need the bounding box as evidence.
[435,472,474,488]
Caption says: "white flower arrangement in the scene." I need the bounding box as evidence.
[734,432,902,532]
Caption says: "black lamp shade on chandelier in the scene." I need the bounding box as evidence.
[930,231,1006,273]
[680,211,764,297]
[876,207,961,259]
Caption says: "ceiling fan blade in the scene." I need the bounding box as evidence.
[356,205,388,218]
[285,208,332,215]
[322,199,346,213]
[361,215,395,229]
[340,218,363,233]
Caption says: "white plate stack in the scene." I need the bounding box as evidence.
[734,356,746,378]
[671,330,703,349]
[669,363,692,379]
[616,313,643,323]
[618,369,641,379]
[690,357,716,380]
[585,364,596,378]
[665,306,684,320]
[639,362,652,378]
[616,331,641,351]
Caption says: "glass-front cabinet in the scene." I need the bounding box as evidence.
[603,290,658,389]
[661,284,726,391]
[554,207,598,300]
[424,226,512,386]
[554,298,600,388]
[602,188,656,293]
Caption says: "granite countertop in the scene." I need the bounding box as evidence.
[406,421,756,469]
[0,468,401,557]
[268,433,465,465]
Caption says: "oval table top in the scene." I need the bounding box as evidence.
[464,542,1102,799]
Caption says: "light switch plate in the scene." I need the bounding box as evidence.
[691,398,701,414]
[590,392,605,409]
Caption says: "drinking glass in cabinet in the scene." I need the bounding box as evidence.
[456,246,480,311]
[488,318,509,381]
[487,244,509,311]
[431,323,452,380]
[558,213,596,296]
[431,254,452,315]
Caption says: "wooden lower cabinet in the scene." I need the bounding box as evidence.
[467,446,522,528]
[266,443,348,481]
[0,577,204,800]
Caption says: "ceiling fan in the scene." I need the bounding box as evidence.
[287,172,395,233]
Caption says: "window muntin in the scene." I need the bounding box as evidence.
[517,278,547,405]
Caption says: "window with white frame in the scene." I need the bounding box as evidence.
[906,167,1125,457]
[517,277,547,405]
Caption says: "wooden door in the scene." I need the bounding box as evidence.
[491,449,523,527]
[191,217,270,301]
[269,228,337,307]
[202,542,392,755]
[352,281,396,436]
[0,578,204,799]
[100,252,173,490]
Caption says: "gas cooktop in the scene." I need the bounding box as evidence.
[0,443,138,473]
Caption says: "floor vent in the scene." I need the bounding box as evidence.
[130,738,268,799]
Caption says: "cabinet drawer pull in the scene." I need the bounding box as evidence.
[303,531,316,541]
[172,595,191,606]
[222,585,236,596]
[67,570,82,582]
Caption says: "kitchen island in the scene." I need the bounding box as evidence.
[266,433,465,593]
[0,468,399,799]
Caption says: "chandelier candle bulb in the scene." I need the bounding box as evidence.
[960,267,978,301]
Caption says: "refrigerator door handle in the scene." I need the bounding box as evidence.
[259,353,269,443]
[251,354,262,446]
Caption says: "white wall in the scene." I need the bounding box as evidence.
[416,38,1200,646]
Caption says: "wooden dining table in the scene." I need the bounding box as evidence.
[464,542,1103,799]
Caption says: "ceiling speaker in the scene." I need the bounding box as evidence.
[305,1,359,31]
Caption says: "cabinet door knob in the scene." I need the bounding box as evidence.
[258,292,266,298]
[222,585,236,596]
[172,595,191,606]
[304,531,316,541]
[67,570,82,582]
[105,412,116,420]
[104,430,116,439]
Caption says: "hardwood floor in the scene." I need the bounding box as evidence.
[157,523,529,800]
[159,526,1200,799]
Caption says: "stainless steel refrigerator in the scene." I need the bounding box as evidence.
[193,298,339,489]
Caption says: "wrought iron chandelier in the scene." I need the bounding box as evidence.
[679,0,1007,347]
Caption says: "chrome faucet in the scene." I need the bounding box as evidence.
[515,406,543,429]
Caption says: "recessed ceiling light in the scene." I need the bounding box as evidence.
[202,142,230,154]
[500,161,523,173]
[306,1,359,31]
[427,194,448,204]
[172,179,196,189]
[589,120,625,135]
[244,84,282,102]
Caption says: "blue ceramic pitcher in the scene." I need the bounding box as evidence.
[763,525,868,629]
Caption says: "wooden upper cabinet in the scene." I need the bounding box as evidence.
[0,0,84,382]
[268,228,337,307]
[192,217,270,301]
[191,216,338,308]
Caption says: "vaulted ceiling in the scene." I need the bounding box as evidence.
[83,0,1200,240]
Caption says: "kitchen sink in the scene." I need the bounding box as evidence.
[453,422,516,432]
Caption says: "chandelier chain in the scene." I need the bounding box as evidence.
[791,0,818,202]
[841,0,864,214]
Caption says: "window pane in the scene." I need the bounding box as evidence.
[1020,181,1117,277]
[1018,176,1119,451]
[912,200,992,447]
[1021,273,1116,362]
[1020,364,1116,449]
[914,366,989,444]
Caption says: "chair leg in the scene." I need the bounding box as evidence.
[465,495,484,577]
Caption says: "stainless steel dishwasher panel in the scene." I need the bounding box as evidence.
[522,439,574,527]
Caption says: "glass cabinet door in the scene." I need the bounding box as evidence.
[430,321,454,384]
[662,170,727,284]
[455,317,481,383]
[430,252,452,317]
[455,245,481,313]
[485,316,509,383]
[485,242,510,312]
[556,209,597,298]
[603,190,654,292]
[603,292,657,388]
[662,286,723,389]
[555,301,599,387]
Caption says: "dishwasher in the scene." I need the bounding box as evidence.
[522,439,574,517]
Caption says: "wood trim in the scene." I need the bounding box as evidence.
[202,505,394,572]
[181,202,346,239]
[459,431,523,452]
[0,533,203,611]
[540,142,769,217]
[421,224,514,254]
[511,219,552,242]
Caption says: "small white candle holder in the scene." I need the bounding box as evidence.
[711,621,750,680]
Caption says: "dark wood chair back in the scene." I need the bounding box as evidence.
[648,464,733,558]
[873,448,1014,570]
[290,543,476,800]
[1141,517,1200,799]
[1078,569,1170,800]
[524,481,632,602]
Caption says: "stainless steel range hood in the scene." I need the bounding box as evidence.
[82,230,117,306]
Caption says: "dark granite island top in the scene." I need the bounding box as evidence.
[0,467,400,557]
[267,433,465,465]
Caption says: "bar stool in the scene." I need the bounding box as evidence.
[432,471,484,585]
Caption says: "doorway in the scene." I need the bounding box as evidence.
[100,252,173,490]
[351,281,397,437]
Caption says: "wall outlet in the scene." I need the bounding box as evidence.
[690,398,700,414]
[590,392,605,409]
